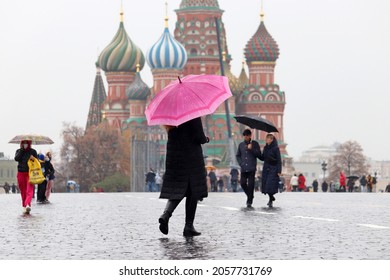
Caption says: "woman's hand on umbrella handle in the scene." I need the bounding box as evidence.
[30,155,35,160]
[206,136,210,143]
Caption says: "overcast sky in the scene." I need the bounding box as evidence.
[0,0,389,161]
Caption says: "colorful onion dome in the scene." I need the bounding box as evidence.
[245,16,279,62]
[126,65,150,100]
[146,18,187,70]
[98,11,145,72]
[179,0,220,9]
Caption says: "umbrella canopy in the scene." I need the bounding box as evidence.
[9,134,54,145]
[205,165,216,171]
[234,115,279,133]
[347,175,359,180]
[145,74,232,126]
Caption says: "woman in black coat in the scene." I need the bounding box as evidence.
[261,134,282,208]
[159,117,209,237]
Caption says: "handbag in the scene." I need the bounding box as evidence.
[27,157,46,185]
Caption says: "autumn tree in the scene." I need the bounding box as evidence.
[328,140,370,180]
[59,122,130,192]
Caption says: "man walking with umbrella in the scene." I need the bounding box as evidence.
[236,129,262,207]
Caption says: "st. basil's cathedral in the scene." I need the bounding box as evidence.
[86,0,291,173]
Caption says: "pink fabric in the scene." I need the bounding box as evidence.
[17,172,34,207]
[45,180,54,200]
[145,74,233,126]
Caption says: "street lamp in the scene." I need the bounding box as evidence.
[321,161,327,181]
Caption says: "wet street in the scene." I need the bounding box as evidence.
[1,192,390,260]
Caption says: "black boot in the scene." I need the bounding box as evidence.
[183,223,201,237]
[183,196,201,236]
[159,200,180,235]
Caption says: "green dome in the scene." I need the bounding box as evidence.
[98,21,145,72]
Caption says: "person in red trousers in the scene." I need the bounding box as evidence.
[14,140,37,214]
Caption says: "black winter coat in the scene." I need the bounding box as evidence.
[44,160,55,180]
[14,148,38,172]
[160,117,208,200]
[236,140,262,172]
[261,139,282,195]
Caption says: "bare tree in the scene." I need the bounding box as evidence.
[328,140,370,180]
[59,122,128,191]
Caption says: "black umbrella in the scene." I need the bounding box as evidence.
[347,175,359,180]
[234,115,279,133]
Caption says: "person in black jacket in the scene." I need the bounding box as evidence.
[158,117,209,237]
[44,152,55,203]
[36,153,47,203]
[236,129,262,208]
[230,168,239,192]
[261,134,282,208]
[14,140,38,214]
[321,180,328,192]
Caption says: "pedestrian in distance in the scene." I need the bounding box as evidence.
[11,183,17,194]
[145,169,156,192]
[366,174,373,193]
[236,129,262,208]
[3,182,10,194]
[260,134,282,208]
[44,152,55,203]
[347,178,354,193]
[339,171,346,192]
[36,153,47,203]
[385,183,390,193]
[312,179,319,192]
[155,172,163,192]
[329,180,335,192]
[360,175,367,192]
[158,117,209,237]
[14,140,38,214]
[321,180,328,192]
[208,170,217,192]
[298,173,306,192]
[230,168,239,192]
[278,175,285,193]
[290,174,298,192]
[217,177,224,192]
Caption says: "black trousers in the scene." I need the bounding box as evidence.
[37,180,47,202]
[165,188,198,225]
[240,171,255,204]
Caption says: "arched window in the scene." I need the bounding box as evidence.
[207,49,214,55]
[190,48,197,55]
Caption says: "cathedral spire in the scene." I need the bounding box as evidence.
[260,0,265,21]
[164,1,169,28]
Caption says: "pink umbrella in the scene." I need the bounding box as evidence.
[145,74,232,126]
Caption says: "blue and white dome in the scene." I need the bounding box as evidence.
[146,20,187,70]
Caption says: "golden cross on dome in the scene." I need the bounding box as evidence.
[260,0,265,21]
[164,1,169,28]
[120,0,124,22]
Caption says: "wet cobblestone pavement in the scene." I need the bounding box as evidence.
[1,192,390,260]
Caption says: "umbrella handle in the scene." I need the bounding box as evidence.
[177,76,182,83]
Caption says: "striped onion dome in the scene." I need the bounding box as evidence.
[126,65,150,100]
[146,18,187,70]
[245,18,279,62]
[98,11,145,72]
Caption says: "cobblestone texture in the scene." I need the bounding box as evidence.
[1,192,389,260]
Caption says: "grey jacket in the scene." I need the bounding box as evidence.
[236,140,262,173]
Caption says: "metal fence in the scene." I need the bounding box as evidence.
[130,126,165,192]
